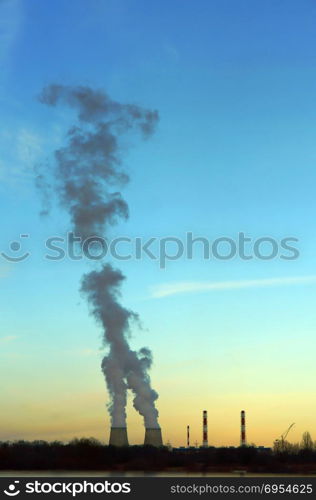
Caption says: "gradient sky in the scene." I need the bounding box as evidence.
[1,0,316,448]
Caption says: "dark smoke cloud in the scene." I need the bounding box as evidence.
[81,265,159,428]
[39,85,158,135]
[38,84,158,239]
[38,84,160,428]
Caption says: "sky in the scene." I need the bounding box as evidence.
[1,0,316,448]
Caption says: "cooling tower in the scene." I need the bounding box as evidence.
[109,427,129,447]
[144,427,163,447]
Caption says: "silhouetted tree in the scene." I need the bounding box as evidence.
[301,432,313,451]
[0,440,315,473]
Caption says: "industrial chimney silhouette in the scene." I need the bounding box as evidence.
[109,427,129,447]
[240,410,246,446]
[202,410,208,447]
[144,428,163,447]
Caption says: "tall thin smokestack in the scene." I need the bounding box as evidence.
[187,425,190,447]
[240,410,246,446]
[202,410,208,447]
[109,427,129,447]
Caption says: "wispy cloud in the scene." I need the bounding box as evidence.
[66,348,101,357]
[151,275,316,298]
[0,264,11,278]
[0,127,43,185]
[0,0,21,67]
[77,348,100,357]
[0,335,18,344]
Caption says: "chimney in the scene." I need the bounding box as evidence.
[187,425,190,447]
[144,428,163,447]
[240,410,246,446]
[109,427,129,447]
[203,410,208,447]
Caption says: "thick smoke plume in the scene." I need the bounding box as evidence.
[38,84,160,428]
[81,265,159,428]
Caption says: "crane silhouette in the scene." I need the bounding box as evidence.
[275,423,295,451]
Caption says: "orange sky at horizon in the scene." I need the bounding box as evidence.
[1,383,315,449]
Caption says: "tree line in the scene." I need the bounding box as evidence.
[273,431,316,453]
[0,437,316,472]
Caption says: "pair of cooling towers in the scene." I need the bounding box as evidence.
[109,427,163,447]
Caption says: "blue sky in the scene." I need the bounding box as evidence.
[1,0,316,447]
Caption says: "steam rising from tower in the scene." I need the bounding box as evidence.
[37,84,161,440]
